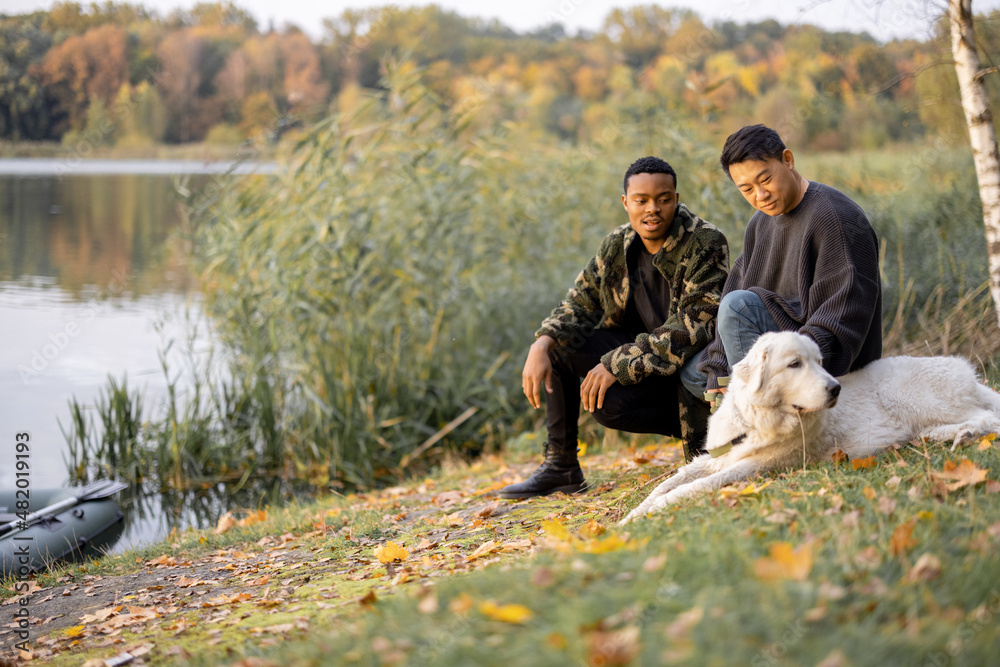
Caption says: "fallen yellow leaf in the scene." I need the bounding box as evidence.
[578,534,632,554]
[479,600,533,624]
[978,433,997,450]
[753,541,817,581]
[374,541,410,564]
[64,625,85,638]
[740,480,771,496]
[541,518,572,542]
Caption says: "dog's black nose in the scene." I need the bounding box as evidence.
[829,383,841,399]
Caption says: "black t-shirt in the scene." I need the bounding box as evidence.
[621,241,671,335]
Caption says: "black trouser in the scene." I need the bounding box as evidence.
[546,329,682,452]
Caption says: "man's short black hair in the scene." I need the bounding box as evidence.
[623,156,677,194]
[719,124,787,179]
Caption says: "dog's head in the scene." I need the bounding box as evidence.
[706,332,841,453]
[733,332,840,412]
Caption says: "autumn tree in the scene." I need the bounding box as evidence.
[155,25,241,142]
[37,23,129,133]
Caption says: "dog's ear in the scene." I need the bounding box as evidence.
[734,334,772,394]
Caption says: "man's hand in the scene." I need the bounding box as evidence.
[523,336,556,409]
[705,387,727,412]
[581,363,618,412]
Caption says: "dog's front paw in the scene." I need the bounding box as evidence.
[952,428,977,450]
[619,507,643,525]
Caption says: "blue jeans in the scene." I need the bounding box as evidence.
[680,290,780,398]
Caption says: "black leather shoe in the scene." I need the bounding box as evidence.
[499,443,586,499]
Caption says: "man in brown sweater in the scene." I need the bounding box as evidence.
[681,124,882,406]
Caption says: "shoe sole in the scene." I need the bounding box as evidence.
[498,482,587,500]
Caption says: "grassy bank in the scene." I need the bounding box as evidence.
[8,429,1000,665]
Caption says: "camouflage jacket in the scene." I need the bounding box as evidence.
[536,204,729,453]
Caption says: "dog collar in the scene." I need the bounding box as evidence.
[709,433,746,458]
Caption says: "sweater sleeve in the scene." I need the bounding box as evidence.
[534,238,609,346]
[600,226,729,385]
[798,211,881,376]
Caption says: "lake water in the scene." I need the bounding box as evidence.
[0,159,275,549]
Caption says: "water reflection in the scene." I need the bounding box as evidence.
[0,168,219,550]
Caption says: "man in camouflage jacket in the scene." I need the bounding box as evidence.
[501,157,730,499]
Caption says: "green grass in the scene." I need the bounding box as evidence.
[208,441,1000,667]
[15,435,1000,666]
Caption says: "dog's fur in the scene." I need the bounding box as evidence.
[622,332,1000,522]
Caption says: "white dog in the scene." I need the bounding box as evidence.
[622,331,1000,522]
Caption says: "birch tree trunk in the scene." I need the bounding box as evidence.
[948,0,1000,329]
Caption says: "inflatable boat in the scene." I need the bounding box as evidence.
[0,480,127,578]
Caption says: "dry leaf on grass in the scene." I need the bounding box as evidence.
[852,456,877,470]
[578,519,606,538]
[475,501,501,518]
[586,625,641,667]
[417,592,438,614]
[877,496,897,515]
[978,433,997,450]
[832,448,849,464]
[931,459,990,492]
[890,519,918,556]
[238,509,268,528]
[753,541,817,581]
[449,592,474,614]
[902,553,942,583]
[466,540,497,562]
[214,512,237,535]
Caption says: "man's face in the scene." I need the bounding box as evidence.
[621,172,679,253]
[727,149,804,216]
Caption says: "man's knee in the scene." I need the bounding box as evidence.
[591,401,631,431]
[718,290,761,327]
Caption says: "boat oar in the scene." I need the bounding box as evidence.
[0,480,128,537]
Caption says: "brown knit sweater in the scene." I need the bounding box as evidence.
[698,181,882,390]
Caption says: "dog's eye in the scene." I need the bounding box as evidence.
[788,360,802,369]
